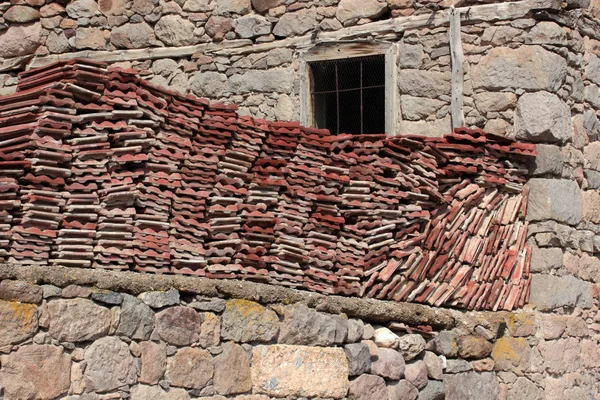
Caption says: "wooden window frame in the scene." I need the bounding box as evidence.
[300,41,398,136]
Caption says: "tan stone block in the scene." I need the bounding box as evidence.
[252,344,348,398]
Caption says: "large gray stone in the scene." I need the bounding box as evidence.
[0,300,38,346]
[116,293,154,340]
[0,22,41,58]
[345,343,371,375]
[4,6,40,23]
[524,21,567,45]
[0,345,71,400]
[278,303,337,346]
[399,43,424,69]
[130,385,190,400]
[155,306,202,346]
[457,335,493,359]
[398,69,451,99]
[473,91,517,113]
[166,348,213,390]
[66,0,98,18]
[155,15,196,46]
[397,334,426,360]
[0,280,42,304]
[251,345,349,398]
[508,377,543,400]
[526,179,582,225]
[586,54,600,86]
[419,380,445,400]
[584,141,600,170]
[251,0,283,12]
[48,298,111,342]
[84,336,137,392]
[388,380,418,400]
[530,247,562,273]
[348,374,387,400]
[370,348,406,380]
[214,342,252,394]
[336,0,388,24]
[221,299,279,343]
[110,22,156,49]
[530,274,592,311]
[273,9,319,37]
[529,144,563,176]
[191,71,228,98]
[138,289,180,308]
[214,0,251,14]
[399,115,452,137]
[400,95,446,120]
[472,46,567,92]
[426,331,458,357]
[445,371,500,400]
[235,14,271,38]
[514,91,572,144]
[228,68,294,93]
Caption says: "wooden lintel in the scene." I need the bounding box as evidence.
[449,6,465,130]
[0,0,561,73]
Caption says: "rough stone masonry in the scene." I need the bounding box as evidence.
[2,0,600,398]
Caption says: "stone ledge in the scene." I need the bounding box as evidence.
[0,264,455,329]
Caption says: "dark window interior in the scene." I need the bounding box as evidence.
[310,55,386,135]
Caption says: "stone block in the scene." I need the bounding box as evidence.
[400,95,446,121]
[540,337,580,374]
[335,0,387,24]
[48,298,111,342]
[387,379,418,400]
[404,360,428,389]
[528,144,563,176]
[373,326,399,348]
[457,335,493,359]
[138,289,180,308]
[473,91,517,113]
[423,351,443,380]
[491,337,530,373]
[514,91,572,144]
[586,54,600,86]
[583,190,600,224]
[398,69,451,99]
[221,299,279,343]
[472,46,567,92]
[505,313,536,337]
[529,274,593,311]
[445,371,500,400]
[228,68,294,93]
[214,342,252,394]
[139,341,167,385]
[155,306,202,346]
[155,15,196,46]
[526,179,582,225]
[166,348,213,390]
[272,8,318,36]
[530,247,562,273]
[397,334,426,360]
[0,344,71,400]
[251,344,348,398]
[344,343,371,375]
[130,385,190,400]
[507,377,543,400]
[0,22,42,58]
[371,348,405,380]
[278,303,337,346]
[418,380,445,400]
[116,294,154,340]
[84,336,137,392]
[348,374,387,400]
[0,300,38,347]
[0,280,42,304]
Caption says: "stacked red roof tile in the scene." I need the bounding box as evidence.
[0,59,537,311]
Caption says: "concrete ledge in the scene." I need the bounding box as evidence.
[0,264,455,329]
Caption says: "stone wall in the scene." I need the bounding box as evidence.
[0,0,599,137]
[0,272,598,400]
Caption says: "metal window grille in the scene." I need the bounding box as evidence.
[309,55,386,135]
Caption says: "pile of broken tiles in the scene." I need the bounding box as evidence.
[0,59,537,311]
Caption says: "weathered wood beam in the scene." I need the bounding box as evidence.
[0,0,561,73]
[449,6,465,130]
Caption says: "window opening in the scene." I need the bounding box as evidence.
[309,55,386,135]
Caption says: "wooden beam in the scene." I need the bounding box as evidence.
[0,0,561,73]
[449,6,465,130]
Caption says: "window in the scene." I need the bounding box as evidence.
[300,42,398,136]
[310,56,385,135]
